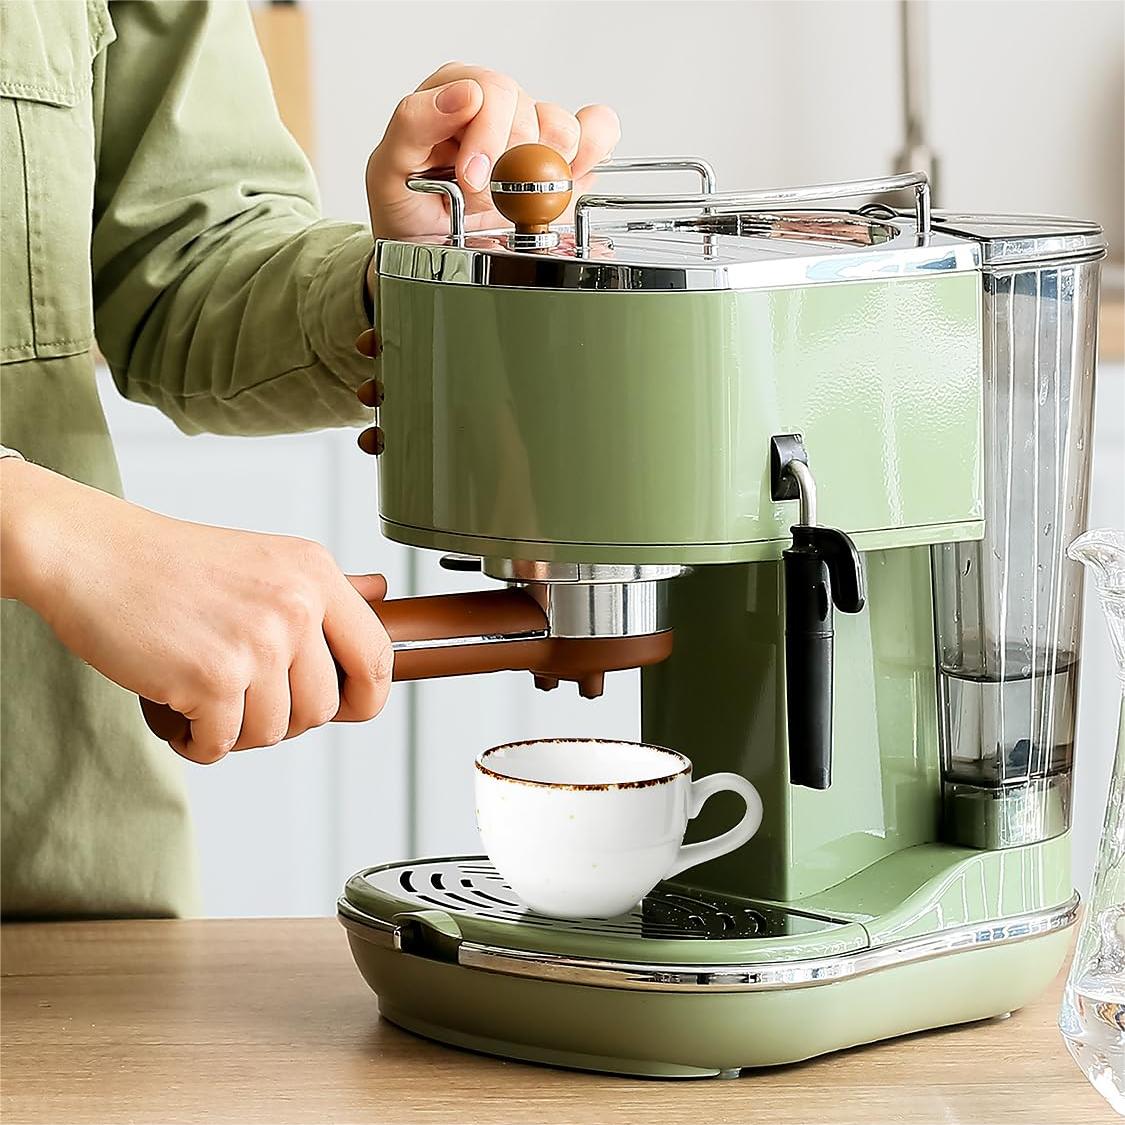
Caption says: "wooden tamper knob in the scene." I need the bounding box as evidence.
[490,144,573,244]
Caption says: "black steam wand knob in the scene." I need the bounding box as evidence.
[770,436,866,790]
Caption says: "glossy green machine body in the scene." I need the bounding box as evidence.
[378,276,984,563]
[644,549,946,902]
[341,173,1098,1077]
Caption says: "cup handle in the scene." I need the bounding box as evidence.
[667,772,764,878]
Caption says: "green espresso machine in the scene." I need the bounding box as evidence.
[339,149,1106,1077]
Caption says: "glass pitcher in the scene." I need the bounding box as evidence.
[1061,528,1125,1115]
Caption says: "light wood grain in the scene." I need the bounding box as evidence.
[251,3,315,163]
[0,919,1113,1125]
[1102,296,1125,362]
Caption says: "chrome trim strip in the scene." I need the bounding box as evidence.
[978,241,1106,269]
[374,234,980,293]
[489,179,573,194]
[596,156,719,194]
[338,899,397,948]
[482,560,689,585]
[391,629,548,654]
[506,230,560,251]
[451,896,1079,992]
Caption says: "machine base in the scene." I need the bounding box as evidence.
[339,848,1076,1078]
[381,1007,722,1079]
[347,923,1071,1079]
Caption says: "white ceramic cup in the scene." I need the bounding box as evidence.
[474,738,764,920]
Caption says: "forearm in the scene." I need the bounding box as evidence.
[1,459,64,607]
[0,456,392,764]
[97,216,374,436]
[93,1,373,437]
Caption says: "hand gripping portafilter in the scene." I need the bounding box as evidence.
[140,585,673,746]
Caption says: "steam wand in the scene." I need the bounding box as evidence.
[771,436,866,789]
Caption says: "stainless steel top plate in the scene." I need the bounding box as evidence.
[375,211,980,293]
[353,857,844,942]
[907,211,1105,268]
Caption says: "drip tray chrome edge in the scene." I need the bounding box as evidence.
[456,894,1079,991]
[339,894,1079,993]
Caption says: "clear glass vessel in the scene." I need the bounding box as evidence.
[1061,528,1125,1116]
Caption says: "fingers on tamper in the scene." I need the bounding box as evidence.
[572,104,622,178]
[535,101,581,162]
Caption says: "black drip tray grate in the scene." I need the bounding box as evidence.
[363,858,804,941]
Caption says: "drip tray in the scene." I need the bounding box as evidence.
[387,857,773,940]
[341,856,862,970]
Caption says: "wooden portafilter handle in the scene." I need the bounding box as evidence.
[378,589,673,695]
[139,586,673,742]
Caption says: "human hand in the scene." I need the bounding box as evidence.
[1,460,392,764]
[365,62,620,241]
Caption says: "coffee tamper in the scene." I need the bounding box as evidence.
[488,143,573,250]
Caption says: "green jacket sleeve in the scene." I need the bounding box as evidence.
[91,0,372,436]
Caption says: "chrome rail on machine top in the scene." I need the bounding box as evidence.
[405,160,931,253]
[573,169,932,254]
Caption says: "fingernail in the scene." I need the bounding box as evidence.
[436,81,473,114]
[464,153,491,191]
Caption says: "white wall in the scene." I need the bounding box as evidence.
[928,0,1124,258]
[310,0,1124,255]
[101,0,1124,916]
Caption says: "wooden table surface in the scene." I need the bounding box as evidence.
[0,919,1113,1125]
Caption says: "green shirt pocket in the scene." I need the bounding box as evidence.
[0,0,114,363]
